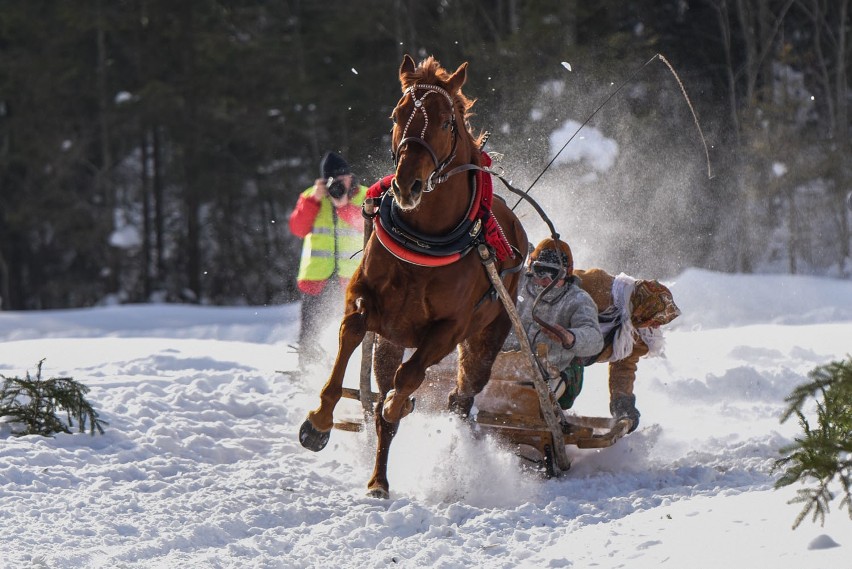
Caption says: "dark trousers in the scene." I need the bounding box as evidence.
[298,280,344,368]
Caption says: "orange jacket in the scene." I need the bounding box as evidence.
[574,268,649,399]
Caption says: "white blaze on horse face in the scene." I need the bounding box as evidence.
[390,161,423,211]
[392,116,433,210]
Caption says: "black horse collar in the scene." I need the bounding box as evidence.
[373,172,486,266]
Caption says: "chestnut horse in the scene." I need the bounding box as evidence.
[299,55,527,498]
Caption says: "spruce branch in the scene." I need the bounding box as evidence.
[0,359,106,437]
[774,355,852,529]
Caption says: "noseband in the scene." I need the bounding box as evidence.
[392,84,459,192]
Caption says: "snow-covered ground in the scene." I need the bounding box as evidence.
[0,268,849,568]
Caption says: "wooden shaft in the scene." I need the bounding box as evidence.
[359,203,377,416]
[341,386,382,403]
[477,245,572,475]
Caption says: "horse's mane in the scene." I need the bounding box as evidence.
[401,56,486,150]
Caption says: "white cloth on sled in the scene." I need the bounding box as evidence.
[605,273,666,363]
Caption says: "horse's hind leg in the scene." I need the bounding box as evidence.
[372,335,405,395]
[369,324,458,497]
[366,336,404,498]
[299,304,367,451]
[449,313,511,416]
[367,403,400,499]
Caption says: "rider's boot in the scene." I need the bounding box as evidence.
[610,394,640,433]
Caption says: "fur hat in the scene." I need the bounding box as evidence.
[320,151,350,178]
[529,238,573,278]
[630,280,681,328]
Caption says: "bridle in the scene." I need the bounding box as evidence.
[392,83,459,193]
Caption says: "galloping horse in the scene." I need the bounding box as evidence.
[299,55,528,498]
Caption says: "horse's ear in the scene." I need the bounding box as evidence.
[446,61,468,94]
[399,54,417,84]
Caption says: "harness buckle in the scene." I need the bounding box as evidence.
[362,198,380,220]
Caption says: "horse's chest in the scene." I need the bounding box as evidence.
[370,273,464,337]
[376,281,439,319]
[361,242,493,342]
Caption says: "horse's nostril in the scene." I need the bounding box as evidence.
[411,180,423,195]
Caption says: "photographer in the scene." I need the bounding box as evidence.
[289,151,368,371]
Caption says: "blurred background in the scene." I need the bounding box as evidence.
[0,0,849,310]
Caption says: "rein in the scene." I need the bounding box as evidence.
[434,163,560,240]
[511,53,712,211]
[436,163,574,340]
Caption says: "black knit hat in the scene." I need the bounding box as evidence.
[320,151,351,178]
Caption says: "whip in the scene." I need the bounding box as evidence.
[511,53,713,212]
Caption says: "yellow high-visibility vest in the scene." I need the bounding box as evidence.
[296,185,367,281]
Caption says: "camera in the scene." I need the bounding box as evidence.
[326,177,347,200]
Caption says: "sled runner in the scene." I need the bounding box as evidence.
[334,349,631,476]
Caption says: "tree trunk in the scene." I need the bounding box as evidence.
[0,250,8,310]
[153,127,165,283]
[141,129,152,299]
[835,0,850,274]
[96,0,119,295]
[834,0,849,147]
[394,0,417,58]
[838,190,850,275]
[799,0,850,273]
[787,187,798,274]
[179,3,202,301]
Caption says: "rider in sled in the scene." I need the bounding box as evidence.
[502,238,604,411]
[505,238,681,434]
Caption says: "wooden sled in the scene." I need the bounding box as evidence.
[332,245,631,476]
[333,348,632,477]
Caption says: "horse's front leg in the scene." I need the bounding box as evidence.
[382,321,460,423]
[299,304,367,451]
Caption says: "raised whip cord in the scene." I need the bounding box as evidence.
[510,53,712,212]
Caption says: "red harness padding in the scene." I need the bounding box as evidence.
[475,152,514,262]
[365,153,513,267]
[374,221,464,266]
[366,174,394,200]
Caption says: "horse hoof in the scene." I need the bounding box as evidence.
[299,419,330,452]
[382,389,415,422]
[366,486,390,499]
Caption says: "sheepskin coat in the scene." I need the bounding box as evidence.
[503,273,603,373]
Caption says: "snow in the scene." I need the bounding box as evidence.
[549,119,619,173]
[0,269,850,568]
[110,210,143,250]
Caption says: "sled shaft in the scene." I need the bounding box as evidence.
[478,245,573,475]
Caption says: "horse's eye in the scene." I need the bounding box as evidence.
[442,120,451,130]
[391,115,397,125]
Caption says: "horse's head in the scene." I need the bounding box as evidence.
[390,55,469,211]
